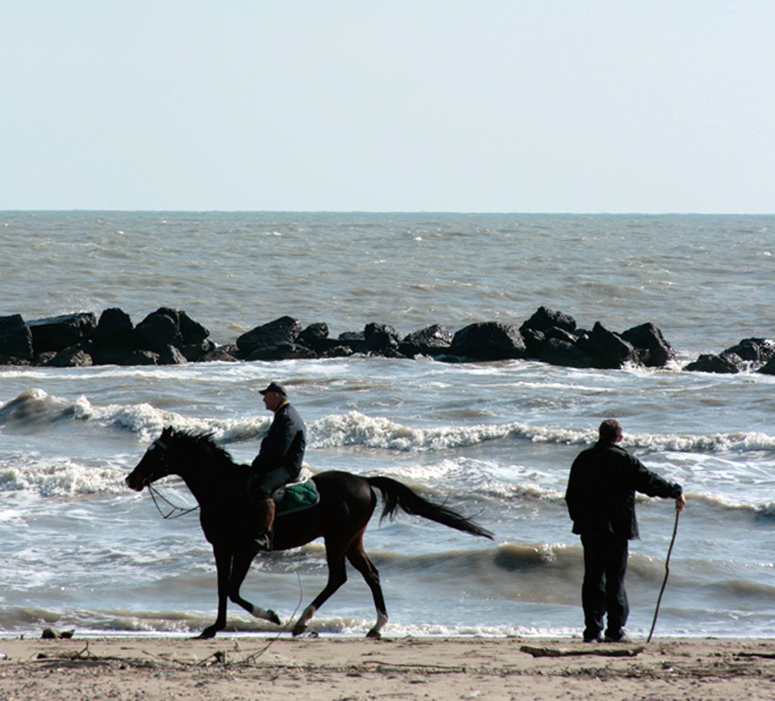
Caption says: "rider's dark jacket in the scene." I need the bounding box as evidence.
[565,442,682,540]
[251,401,306,478]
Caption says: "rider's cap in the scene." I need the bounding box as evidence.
[259,381,287,397]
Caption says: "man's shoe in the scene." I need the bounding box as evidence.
[583,634,604,643]
[604,631,630,643]
[252,533,273,552]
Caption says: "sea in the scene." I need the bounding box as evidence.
[1,211,774,641]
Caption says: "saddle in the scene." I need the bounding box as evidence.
[271,476,320,516]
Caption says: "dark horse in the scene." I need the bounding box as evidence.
[126,427,493,639]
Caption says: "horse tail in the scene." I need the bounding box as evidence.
[366,476,493,539]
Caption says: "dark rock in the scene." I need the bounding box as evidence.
[759,356,775,375]
[339,331,365,341]
[298,323,329,350]
[92,346,159,366]
[0,314,33,360]
[29,313,97,354]
[245,342,317,361]
[44,346,94,368]
[319,344,355,358]
[540,338,590,368]
[363,323,403,357]
[177,310,210,345]
[333,331,367,354]
[133,307,209,356]
[41,628,74,640]
[365,323,399,339]
[449,322,527,361]
[400,325,453,357]
[545,326,578,344]
[201,346,240,362]
[621,323,674,367]
[236,316,303,356]
[159,344,188,365]
[94,308,136,348]
[0,353,30,366]
[33,351,58,366]
[135,309,183,354]
[130,350,161,366]
[520,306,577,334]
[723,338,775,365]
[579,322,638,369]
[180,339,216,362]
[520,327,546,358]
[684,352,744,374]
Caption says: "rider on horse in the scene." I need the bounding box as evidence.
[249,382,306,551]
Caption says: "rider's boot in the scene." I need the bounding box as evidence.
[253,498,276,552]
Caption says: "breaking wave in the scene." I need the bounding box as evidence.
[4,391,774,455]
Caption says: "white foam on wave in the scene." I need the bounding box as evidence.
[0,455,126,497]
[4,391,774,459]
[480,478,564,502]
[309,411,589,452]
[630,430,775,454]
[0,387,75,426]
[683,490,775,516]
[310,411,775,455]
[1,388,271,445]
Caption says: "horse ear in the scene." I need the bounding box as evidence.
[161,426,172,438]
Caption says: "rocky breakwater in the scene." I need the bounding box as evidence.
[0,305,679,372]
[683,338,775,375]
[0,308,219,368]
[231,307,676,370]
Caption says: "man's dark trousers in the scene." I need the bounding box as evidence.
[580,532,629,639]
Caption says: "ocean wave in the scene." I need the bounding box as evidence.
[0,456,126,497]
[667,491,775,518]
[309,411,595,451]
[0,605,568,638]
[629,431,775,454]
[4,391,775,456]
[711,579,775,599]
[309,412,775,455]
[0,388,78,428]
[0,388,270,444]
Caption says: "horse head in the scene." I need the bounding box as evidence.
[126,426,234,494]
[126,426,178,491]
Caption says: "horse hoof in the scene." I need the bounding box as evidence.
[268,610,281,626]
[198,627,218,639]
[366,629,382,640]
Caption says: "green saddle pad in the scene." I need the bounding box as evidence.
[276,478,320,515]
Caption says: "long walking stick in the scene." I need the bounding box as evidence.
[647,508,681,643]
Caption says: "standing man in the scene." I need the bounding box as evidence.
[565,419,685,643]
[249,382,306,551]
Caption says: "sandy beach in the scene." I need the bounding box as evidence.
[0,635,773,700]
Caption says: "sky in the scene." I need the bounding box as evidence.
[2,1,774,213]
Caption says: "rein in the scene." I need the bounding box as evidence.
[147,482,200,520]
[143,437,200,519]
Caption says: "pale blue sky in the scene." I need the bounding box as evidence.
[2,1,774,212]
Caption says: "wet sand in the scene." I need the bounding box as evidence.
[1,635,774,700]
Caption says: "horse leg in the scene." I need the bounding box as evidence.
[292,538,349,637]
[199,546,232,639]
[227,549,281,626]
[347,537,388,639]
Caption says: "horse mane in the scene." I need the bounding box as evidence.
[165,427,242,469]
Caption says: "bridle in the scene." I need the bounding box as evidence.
[144,437,200,520]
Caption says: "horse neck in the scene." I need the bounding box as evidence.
[169,445,224,505]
